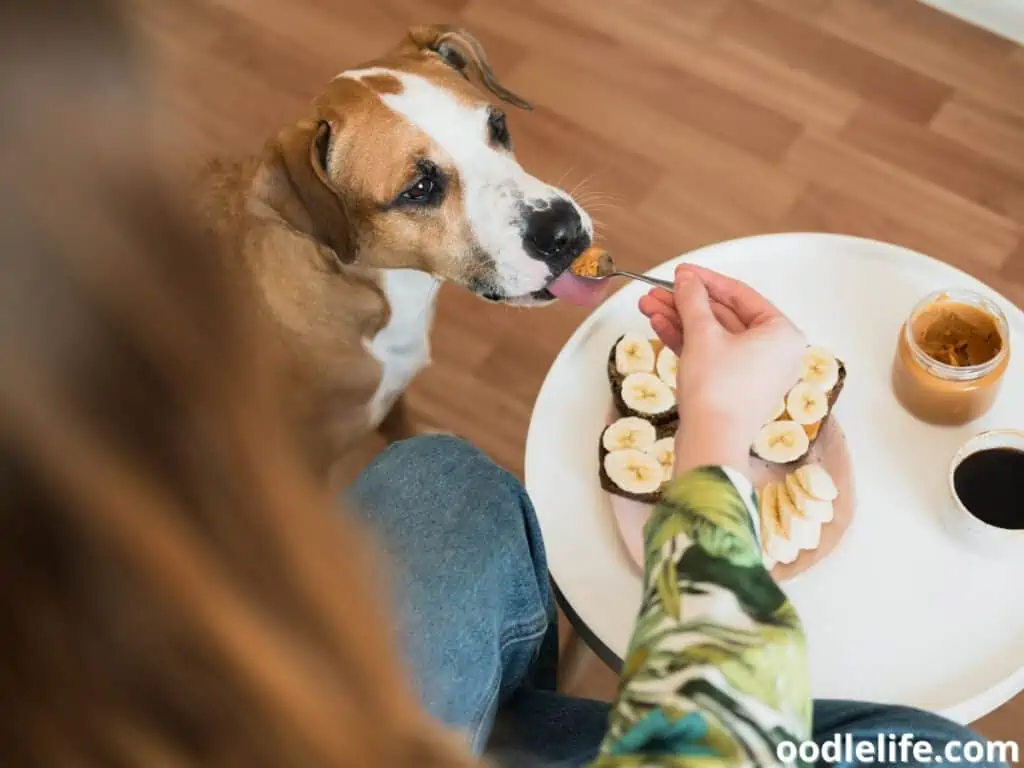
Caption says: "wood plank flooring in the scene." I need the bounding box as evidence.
[132,0,1024,741]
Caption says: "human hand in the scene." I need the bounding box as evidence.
[638,265,805,476]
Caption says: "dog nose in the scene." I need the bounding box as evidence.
[524,199,587,262]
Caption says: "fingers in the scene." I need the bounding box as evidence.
[639,296,681,353]
[650,313,682,353]
[673,271,716,332]
[643,287,676,316]
[640,287,746,334]
[711,302,746,334]
[676,264,784,327]
[638,292,670,318]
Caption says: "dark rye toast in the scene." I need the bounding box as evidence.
[751,358,848,466]
[598,419,677,504]
[606,335,679,427]
[805,358,847,443]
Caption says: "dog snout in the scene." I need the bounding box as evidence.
[523,199,587,266]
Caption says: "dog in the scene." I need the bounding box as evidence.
[198,25,602,478]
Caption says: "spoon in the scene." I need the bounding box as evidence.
[594,269,674,292]
[569,248,674,291]
[561,248,748,331]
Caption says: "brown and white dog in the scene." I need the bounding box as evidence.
[199,25,603,477]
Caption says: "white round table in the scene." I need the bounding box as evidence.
[525,233,1024,724]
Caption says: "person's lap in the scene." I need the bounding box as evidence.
[348,435,1005,767]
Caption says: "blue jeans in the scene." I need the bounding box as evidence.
[349,435,1006,767]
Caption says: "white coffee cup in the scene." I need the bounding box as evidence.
[944,429,1024,556]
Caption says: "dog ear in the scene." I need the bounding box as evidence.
[403,25,532,110]
[261,118,356,265]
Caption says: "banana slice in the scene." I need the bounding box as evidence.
[772,480,794,535]
[758,482,781,540]
[794,463,839,502]
[752,420,810,464]
[760,483,798,565]
[784,472,834,524]
[766,537,798,565]
[778,481,821,550]
[603,449,664,495]
[785,381,829,426]
[602,417,657,453]
[801,346,840,391]
[655,346,678,389]
[649,437,675,482]
[770,398,787,422]
[615,335,656,375]
[620,372,675,418]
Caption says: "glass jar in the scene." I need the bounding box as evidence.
[891,289,1010,426]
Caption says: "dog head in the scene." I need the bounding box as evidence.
[258,25,593,306]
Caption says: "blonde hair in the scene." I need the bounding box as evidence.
[0,1,478,764]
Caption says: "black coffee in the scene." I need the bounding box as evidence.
[952,447,1024,530]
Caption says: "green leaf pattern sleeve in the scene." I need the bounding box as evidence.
[590,466,812,767]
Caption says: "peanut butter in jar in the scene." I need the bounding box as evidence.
[892,290,1010,426]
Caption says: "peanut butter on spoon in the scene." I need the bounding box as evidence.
[569,247,616,278]
[566,249,676,292]
[545,247,615,306]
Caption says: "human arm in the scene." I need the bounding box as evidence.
[590,466,811,766]
[588,268,813,766]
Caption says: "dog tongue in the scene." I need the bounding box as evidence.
[546,271,608,306]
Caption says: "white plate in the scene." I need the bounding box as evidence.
[525,233,1024,724]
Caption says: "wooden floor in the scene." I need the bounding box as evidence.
[134,0,1024,742]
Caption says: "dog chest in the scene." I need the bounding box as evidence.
[365,269,440,427]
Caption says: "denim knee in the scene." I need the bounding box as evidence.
[347,435,557,742]
[350,435,552,619]
[377,434,518,491]
[363,434,532,531]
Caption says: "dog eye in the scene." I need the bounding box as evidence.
[401,176,437,203]
[488,109,510,148]
[394,160,444,208]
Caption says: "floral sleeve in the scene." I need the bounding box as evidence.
[589,466,812,767]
